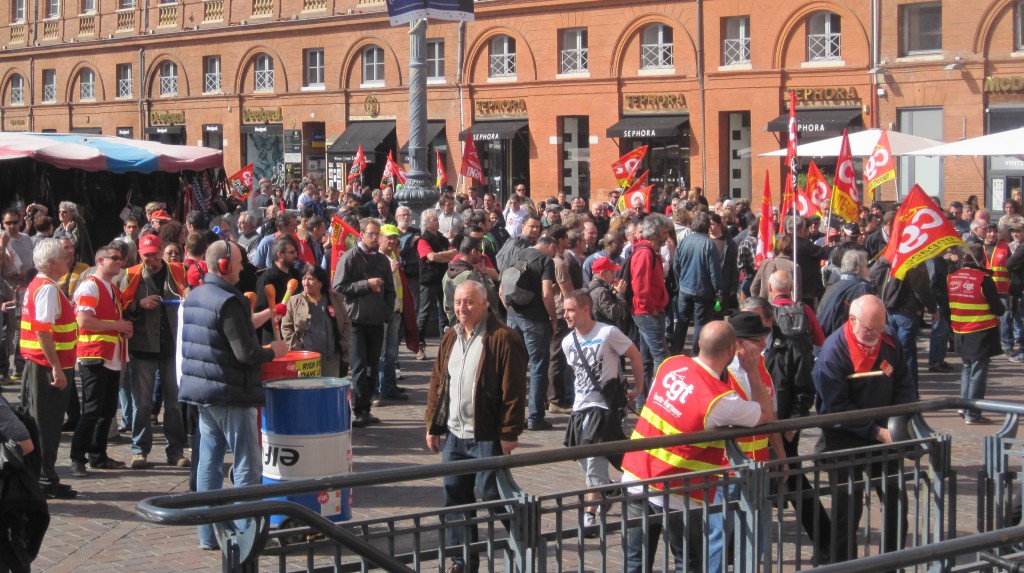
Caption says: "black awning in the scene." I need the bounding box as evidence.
[144,125,183,135]
[399,121,447,156]
[606,115,689,139]
[766,108,863,134]
[459,120,528,142]
[328,121,397,161]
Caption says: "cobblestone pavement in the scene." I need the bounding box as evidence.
[9,341,1024,572]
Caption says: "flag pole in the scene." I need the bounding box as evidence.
[787,90,800,304]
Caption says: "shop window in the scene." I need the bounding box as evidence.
[254,54,274,92]
[902,3,942,55]
[10,75,24,105]
[559,116,591,198]
[81,0,95,13]
[489,35,517,78]
[560,28,588,74]
[898,107,943,201]
[79,68,95,100]
[641,24,673,70]
[723,16,750,65]
[160,61,178,97]
[363,45,385,85]
[13,0,26,22]
[1015,1,1024,51]
[204,56,221,94]
[46,0,60,18]
[807,11,841,61]
[42,70,56,103]
[304,48,325,88]
[117,64,132,98]
[427,39,445,81]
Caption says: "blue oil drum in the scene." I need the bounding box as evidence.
[261,377,352,526]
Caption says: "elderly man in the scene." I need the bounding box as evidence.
[417,210,458,359]
[630,214,673,395]
[236,212,261,255]
[425,281,527,573]
[817,250,875,337]
[813,294,916,564]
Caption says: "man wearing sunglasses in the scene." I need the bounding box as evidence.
[0,207,34,382]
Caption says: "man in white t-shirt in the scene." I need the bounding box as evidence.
[561,289,643,531]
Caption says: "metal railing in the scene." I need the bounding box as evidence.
[724,37,750,65]
[641,43,673,69]
[560,48,588,74]
[137,398,1024,572]
[808,32,841,61]
[489,53,516,78]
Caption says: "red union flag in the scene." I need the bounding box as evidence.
[347,145,367,182]
[381,151,407,188]
[226,163,255,201]
[755,171,775,268]
[617,170,650,211]
[620,184,653,213]
[435,149,447,188]
[460,136,484,182]
[864,131,896,199]
[329,214,361,280]
[830,129,861,222]
[612,146,648,187]
[806,161,831,211]
[795,186,821,218]
[883,184,964,280]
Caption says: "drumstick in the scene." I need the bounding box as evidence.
[281,278,300,304]
[847,371,885,380]
[244,292,257,313]
[265,284,281,341]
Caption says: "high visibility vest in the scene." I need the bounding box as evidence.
[731,357,773,463]
[75,276,126,363]
[20,275,77,369]
[986,241,1010,295]
[948,268,1000,334]
[119,262,187,308]
[620,355,736,503]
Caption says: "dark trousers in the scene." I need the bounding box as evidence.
[21,361,72,486]
[65,375,81,427]
[350,322,385,415]
[548,319,571,404]
[829,454,908,564]
[780,432,832,557]
[442,434,502,571]
[417,280,448,342]
[70,363,120,464]
[671,294,715,355]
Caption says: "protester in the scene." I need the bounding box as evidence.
[281,265,351,379]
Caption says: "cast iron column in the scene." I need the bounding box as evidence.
[394,18,439,216]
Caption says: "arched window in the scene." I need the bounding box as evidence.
[10,75,24,105]
[807,11,841,61]
[254,54,274,92]
[79,68,95,100]
[489,35,516,78]
[640,24,674,69]
[160,61,177,96]
[362,45,384,84]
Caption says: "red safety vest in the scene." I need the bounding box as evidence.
[20,275,77,369]
[948,268,1000,334]
[986,241,1010,295]
[731,357,773,463]
[75,276,127,363]
[620,355,736,502]
[120,262,188,308]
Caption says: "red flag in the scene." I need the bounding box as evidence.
[883,184,964,279]
[830,129,861,222]
[328,214,361,280]
[435,149,447,189]
[617,170,651,211]
[864,131,896,200]
[795,186,821,218]
[225,164,255,201]
[781,177,795,216]
[612,146,648,187]
[806,161,831,211]
[381,151,407,188]
[755,171,775,268]
[347,145,366,182]
[619,184,653,213]
[460,137,484,182]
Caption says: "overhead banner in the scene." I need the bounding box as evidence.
[386,0,474,26]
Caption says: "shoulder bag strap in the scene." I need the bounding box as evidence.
[571,331,601,389]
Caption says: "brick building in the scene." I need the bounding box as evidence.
[0,0,1022,208]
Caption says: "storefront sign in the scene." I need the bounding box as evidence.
[149,110,185,126]
[242,107,283,124]
[475,99,527,119]
[984,76,1024,93]
[204,124,221,133]
[284,129,302,163]
[5,117,27,131]
[116,127,133,138]
[786,87,861,108]
[624,94,687,114]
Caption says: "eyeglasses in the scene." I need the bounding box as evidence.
[104,255,123,261]
[851,316,883,336]
[363,232,381,238]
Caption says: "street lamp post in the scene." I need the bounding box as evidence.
[394,18,439,217]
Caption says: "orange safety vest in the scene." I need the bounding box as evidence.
[986,241,1010,295]
[731,357,773,463]
[620,355,737,502]
[20,275,77,369]
[75,276,127,363]
[948,268,1000,334]
[119,262,188,308]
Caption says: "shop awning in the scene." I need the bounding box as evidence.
[0,132,223,173]
[399,121,447,156]
[606,115,689,138]
[328,121,397,161]
[459,120,528,142]
[765,109,862,134]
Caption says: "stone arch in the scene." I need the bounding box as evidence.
[233,45,289,95]
[0,68,29,106]
[338,35,405,90]
[462,25,539,84]
[770,1,870,69]
[64,61,106,102]
[145,54,191,99]
[974,0,1017,55]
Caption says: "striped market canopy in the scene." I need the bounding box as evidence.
[0,132,223,173]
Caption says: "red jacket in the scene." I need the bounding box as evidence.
[629,240,669,315]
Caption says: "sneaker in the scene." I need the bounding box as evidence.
[130,454,148,469]
[352,412,371,428]
[548,402,573,414]
[9,372,21,382]
[168,455,191,468]
[415,348,427,361]
[89,458,126,470]
[69,460,88,478]
[966,416,995,425]
[1010,353,1024,363]
[527,419,553,431]
[582,512,598,538]
[45,482,78,499]
[396,369,404,380]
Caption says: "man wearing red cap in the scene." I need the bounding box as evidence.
[587,256,629,333]
[120,233,190,469]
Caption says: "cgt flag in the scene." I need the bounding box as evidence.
[329,215,361,281]
[795,186,821,218]
[460,136,484,182]
[755,171,775,268]
[226,163,255,201]
[806,161,831,211]
[617,170,649,211]
[883,184,964,280]
[619,184,653,213]
[347,145,367,182]
[864,130,896,199]
[612,146,648,188]
[435,149,447,188]
[381,151,407,189]
[830,129,861,223]
[386,0,474,26]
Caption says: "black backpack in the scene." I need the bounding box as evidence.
[773,302,812,348]
[500,248,545,308]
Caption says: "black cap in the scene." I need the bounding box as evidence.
[842,223,861,236]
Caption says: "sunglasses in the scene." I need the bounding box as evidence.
[103,255,123,261]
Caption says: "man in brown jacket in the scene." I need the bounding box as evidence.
[425,280,527,573]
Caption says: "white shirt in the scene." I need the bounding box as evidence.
[561,322,633,411]
[73,276,124,371]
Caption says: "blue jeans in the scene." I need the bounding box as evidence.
[673,296,714,356]
[887,312,920,394]
[507,314,551,423]
[350,322,385,414]
[960,356,990,421]
[1000,295,1014,350]
[626,499,701,573]
[928,311,951,368]
[706,484,768,573]
[377,312,401,397]
[634,313,668,399]
[196,405,262,548]
[127,356,186,458]
[442,434,502,570]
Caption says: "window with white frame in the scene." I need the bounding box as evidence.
[204,56,221,93]
[79,68,95,100]
[254,54,274,91]
[13,0,26,22]
[489,35,516,78]
[560,28,588,74]
[42,70,56,103]
[723,16,751,65]
[903,3,942,55]
[116,64,132,98]
[640,24,674,69]
[81,0,95,13]
[362,46,384,84]
[427,39,444,80]
[10,75,24,105]
[807,11,841,61]
[46,0,60,18]
[304,49,324,88]
[160,61,178,96]
[118,0,134,8]
[1018,1,1024,51]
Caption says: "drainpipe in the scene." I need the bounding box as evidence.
[142,0,150,32]
[28,57,34,132]
[138,48,146,137]
[31,0,38,44]
[871,0,880,129]
[456,20,467,194]
[696,0,707,191]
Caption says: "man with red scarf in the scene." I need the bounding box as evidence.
[812,294,917,565]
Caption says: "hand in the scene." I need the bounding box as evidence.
[614,279,627,295]
[140,295,161,310]
[500,439,518,455]
[0,233,10,249]
[368,278,383,293]
[0,301,14,312]
[51,367,67,389]
[117,320,134,337]
[390,259,400,272]
[426,434,441,453]
[269,340,288,358]
[627,383,643,402]
[735,338,762,374]
[876,427,893,444]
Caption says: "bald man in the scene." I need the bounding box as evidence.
[812,294,916,564]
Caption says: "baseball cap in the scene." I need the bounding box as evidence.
[150,209,172,222]
[842,223,861,237]
[545,203,561,213]
[138,234,163,255]
[950,201,964,209]
[592,257,621,274]
[380,224,400,237]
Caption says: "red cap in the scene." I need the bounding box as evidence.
[150,209,172,222]
[138,234,163,256]
[592,256,621,274]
